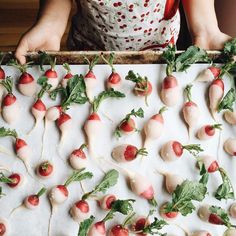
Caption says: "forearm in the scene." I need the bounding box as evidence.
[182,0,219,38]
[37,0,73,37]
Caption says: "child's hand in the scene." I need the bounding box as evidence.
[15,22,62,64]
[193,30,231,50]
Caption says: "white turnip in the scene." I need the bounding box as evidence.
[224,138,236,156]
[197,124,222,140]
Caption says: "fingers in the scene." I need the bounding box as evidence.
[15,38,28,65]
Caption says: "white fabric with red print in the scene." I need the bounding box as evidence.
[69,0,180,50]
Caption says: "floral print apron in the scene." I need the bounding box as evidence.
[68,0,180,50]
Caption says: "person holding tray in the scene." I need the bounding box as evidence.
[15,0,231,64]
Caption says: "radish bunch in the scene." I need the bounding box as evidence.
[224,138,236,156]
[36,161,54,179]
[160,140,203,162]
[0,77,20,124]
[84,89,125,156]
[39,52,59,91]
[84,55,99,102]
[69,144,88,170]
[125,70,152,106]
[196,65,221,82]
[114,108,144,138]
[182,84,200,135]
[197,124,222,140]
[102,53,122,89]
[70,169,119,223]
[0,127,32,174]
[143,107,167,148]
[111,144,148,163]
[23,187,47,210]
[61,63,73,88]
[8,59,36,96]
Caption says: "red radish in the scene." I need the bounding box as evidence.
[102,53,122,89]
[45,105,62,121]
[125,70,152,106]
[182,84,200,135]
[98,194,117,211]
[160,202,179,220]
[111,144,148,163]
[61,63,73,88]
[143,107,167,147]
[0,77,20,124]
[84,89,125,156]
[225,229,236,236]
[198,205,224,225]
[115,108,144,138]
[69,144,88,170]
[209,78,224,120]
[0,54,6,99]
[0,218,9,236]
[108,224,129,236]
[197,124,222,140]
[0,127,32,175]
[7,173,23,188]
[88,221,106,236]
[224,138,236,156]
[70,199,90,223]
[199,155,219,173]
[160,140,203,162]
[196,66,221,82]
[24,187,47,210]
[161,75,180,107]
[131,216,150,236]
[8,59,36,97]
[224,110,236,125]
[37,161,54,179]
[229,202,236,218]
[190,231,212,236]
[56,112,72,142]
[84,55,99,102]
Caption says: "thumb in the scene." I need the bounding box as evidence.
[15,39,29,65]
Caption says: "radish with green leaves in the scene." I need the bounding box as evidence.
[87,199,135,236]
[0,127,32,175]
[161,45,208,107]
[111,144,148,163]
[114,108,144,138]
[39,52,59,91]
[84,55,99,102]
[182,84,200,135]
[209,78,224,120]
[61,63,73,88]
[70,169,119,222]
[7,59,36,96]
[197,124,222,140]
[160,202,179,220]
[0,218,9,236]
[160,140,203,162]
[102,53,122,89]
[196,66,221,82]
[36,161,54,179]
[143,107,167,148]
[0,77,20,124]
[125,70,152,106]
[199,155,219,173]
[0,172,23,189]
[23,187,47,210]
[69,144,88,170]
[84,89,125,156]
[224,138,236,156]
[131,216,150,236]
[98,194,117,211]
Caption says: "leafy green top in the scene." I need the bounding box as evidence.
[125,70,147,84]
[50,75,88,110]
[38,51,56,71]
[209,206,232,228]
[36,187,47,197]
[101,53,115,72]
[142,217,168,235]
[164,180,207,216]
[0,127,18,139]
[0,172,14,184]
[218,88,236,112]
[82,169,119,200]
[0,77,13,94]
[182,144,203,157]
[7,59,32,73]
[64,168,93,187]
[78,216,95,236]
[184,84,193,102]
[63,63,71,73]
[92,88,125,112]
[84,55,99,71]
[37,76,52,99]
